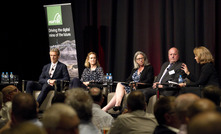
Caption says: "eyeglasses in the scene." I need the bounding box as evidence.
[136,57,144,61]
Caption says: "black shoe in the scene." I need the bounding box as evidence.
[113,106,121,111]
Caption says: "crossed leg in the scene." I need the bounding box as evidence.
[102,83,126,112]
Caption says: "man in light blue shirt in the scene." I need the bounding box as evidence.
[66,88,101,134]
[89,87,114,130]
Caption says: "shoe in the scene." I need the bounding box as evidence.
[113,106,121,111]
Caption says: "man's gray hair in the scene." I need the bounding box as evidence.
[50,47,60,56]
[65,88,93,121]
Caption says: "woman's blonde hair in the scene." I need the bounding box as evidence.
[193,46,214,64]
[84,52,100,68]
[133,51,150,69]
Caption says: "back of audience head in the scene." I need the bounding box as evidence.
[187,98,216,120]
[42,103,79,134]
[2,85,20,103]
[127,90,146,112]
[65,88,93,121]
[202,85,221,106]
[175,93,200,124]
[2,122,47,134]
[187,111,221,134]
[154,96,181,128]
[88,87,103,105]
[11,93,37,125]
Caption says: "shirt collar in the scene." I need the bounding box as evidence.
[51,61,58,66]
[164,125,180,133]
[93,103,101,108]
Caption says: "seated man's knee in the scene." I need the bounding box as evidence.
[26,81,35,87]
[41,84,54,92]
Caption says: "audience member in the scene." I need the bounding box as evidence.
[102,51,154,112]
[11,93,42,127]
[153,96,180,134]
[179,46,219,87]
[2,122,47,134]
[2,85,20,104]
[0,85,20,126]
[143,47,186,104]
[0,93,42,133]
[65,88,101,134]
[26,48,70,106]
[175,93,200,134]
[42,103,80,134]
[88,87,114,130]
[51,92,66,104]
[187,98,216,120]
[202,85,221,112]
[109,90,157,134]
[0,91,4,128]
[0,91,3,109]
[187,111,221,134]
[69,52,104,89]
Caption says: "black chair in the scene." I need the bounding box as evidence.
[156,83,181,100]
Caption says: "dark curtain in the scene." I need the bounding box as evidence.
[86,0,221,83]
[0,0,220,85]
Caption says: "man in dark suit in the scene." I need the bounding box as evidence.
[144,47,186,103]
[153,96,181,134]
[26,48,70,106]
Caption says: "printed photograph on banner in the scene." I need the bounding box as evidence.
[50,40,78,79]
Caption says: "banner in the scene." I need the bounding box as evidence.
[44,3,78,79]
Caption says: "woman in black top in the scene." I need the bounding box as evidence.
[180,46,219,87]
[102,51,154,112]
[69,52,104,88]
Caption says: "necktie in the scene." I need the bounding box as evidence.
[49,65,55,78]
[159,63,173,83]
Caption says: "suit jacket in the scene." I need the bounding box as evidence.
[187,62,219,87]
[155,61,185,84]
[38,61,70,85]
[153,125,177,134]
[155,61,186,96]
[126,65,154,88]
